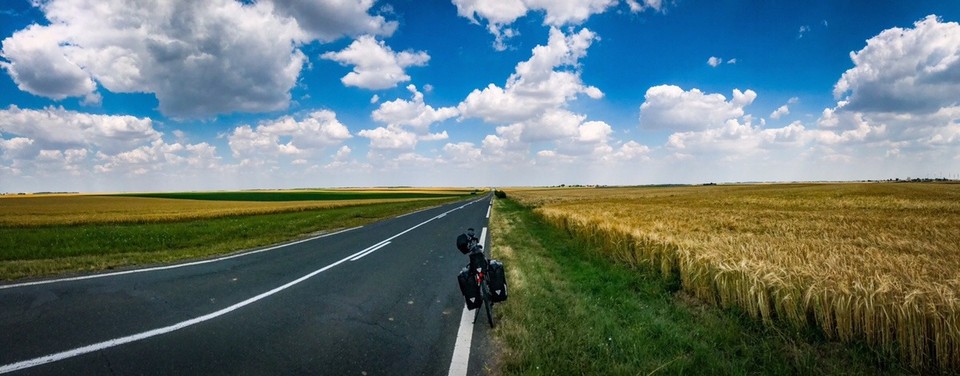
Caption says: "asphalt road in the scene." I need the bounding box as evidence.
[0,195,495,375]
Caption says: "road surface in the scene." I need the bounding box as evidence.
[0,195,495,375]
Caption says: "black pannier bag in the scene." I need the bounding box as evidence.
[487,259,508,302]
[456,234,470,254]
[457,267,482,310]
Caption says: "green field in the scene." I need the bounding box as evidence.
[0,190,470,281]
[117,189,474,202]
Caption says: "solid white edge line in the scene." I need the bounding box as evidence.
[0,226,364,290]
[0,199,486,374]
[447,304,475,376]
[447,226,488,376]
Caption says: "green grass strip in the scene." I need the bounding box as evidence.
[489,198,907,375]
[0,199,456,281]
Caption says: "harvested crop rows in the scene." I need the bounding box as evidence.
[507,183,960,372]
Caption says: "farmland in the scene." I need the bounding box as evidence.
[0,189,473,280]
[0,189,474,227]
[505,183,960,372]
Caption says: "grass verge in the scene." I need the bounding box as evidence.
[0,199,456,281]
[489,198,908,375]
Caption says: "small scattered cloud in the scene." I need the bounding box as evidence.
[770,105,790,120]
[708,56,736,67]
[770,97,799,120]
[626,0,664,13]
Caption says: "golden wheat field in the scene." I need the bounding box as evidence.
[507,183,960,371]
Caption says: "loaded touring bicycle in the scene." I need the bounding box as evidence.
[456,228,507,327]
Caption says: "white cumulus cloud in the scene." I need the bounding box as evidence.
[361,84,456,153]
[228,110,352,159]
[0,24,98,104]
[322,35,429,90]
[611,140,651,161]
[443,142,483,165]
[834,15,960,115]
[0,105,160,154]
[372,85,458,133]
[639,85,757,131]
[358,126,419,151]
[0,0,401,118]
[265,0,398,42]
[0,106,224,184]
[1,0,311,118]
[95,140,220,175]
[458,27,601,124]
[452,0,622,50]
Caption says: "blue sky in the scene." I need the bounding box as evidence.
[1,0,959,192]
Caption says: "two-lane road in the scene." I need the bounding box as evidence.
[0,195,494,375]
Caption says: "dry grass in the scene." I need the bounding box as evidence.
[507,183,960,372]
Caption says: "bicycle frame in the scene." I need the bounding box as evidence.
[472,263,495,327]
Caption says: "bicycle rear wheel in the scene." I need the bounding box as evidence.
[481,280,495,328]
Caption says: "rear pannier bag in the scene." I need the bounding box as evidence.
[457,267,482,310]
[487,259,508,302]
